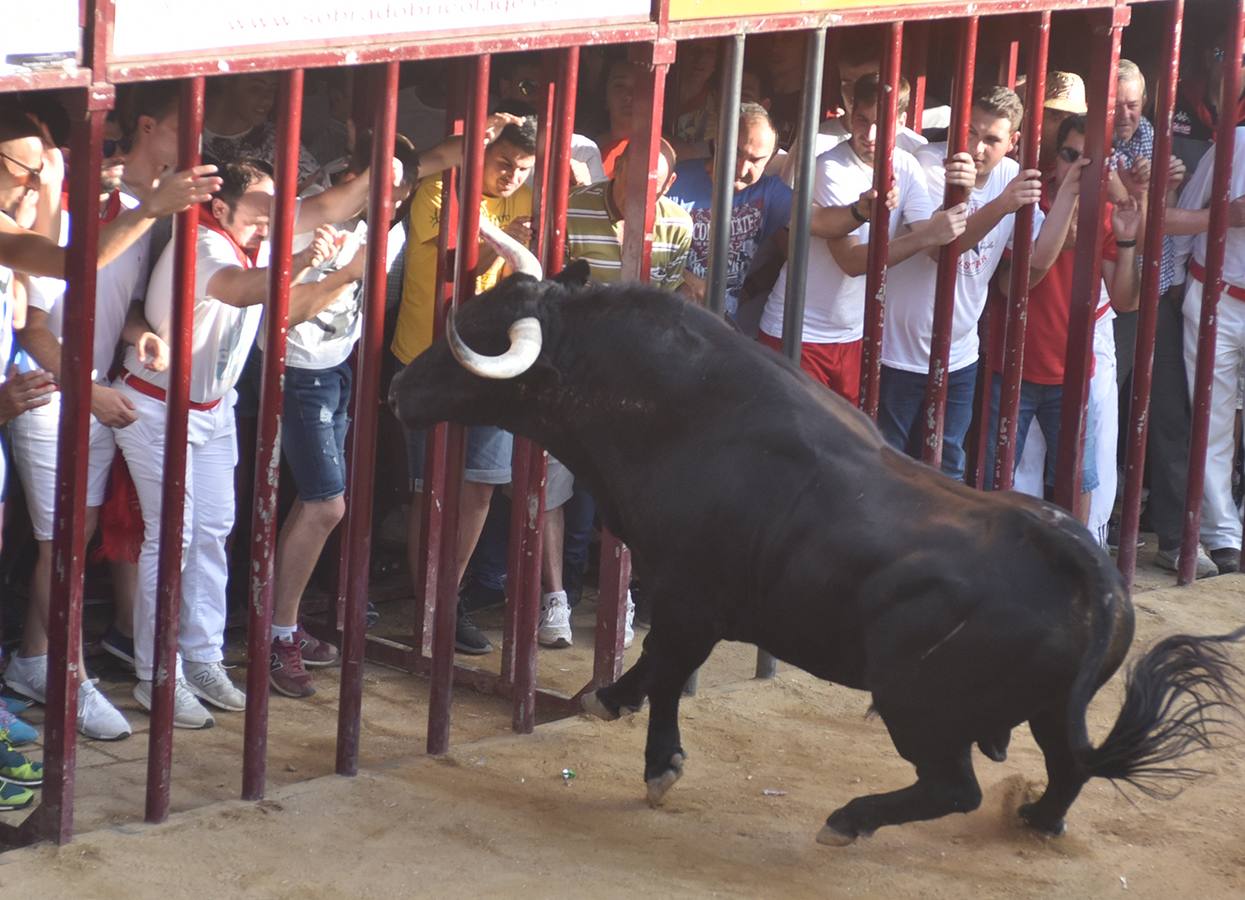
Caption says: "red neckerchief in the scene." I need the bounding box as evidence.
[100,190,122,223]
[1181,75,1245,133]
[196,202,258,268]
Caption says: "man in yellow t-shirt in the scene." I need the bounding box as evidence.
[393,114,536,655]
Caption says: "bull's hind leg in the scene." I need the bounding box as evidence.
[820,713,981,845]
[1018,708,1087,836]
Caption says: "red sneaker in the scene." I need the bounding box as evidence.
[270,638,315,698]
[296,626,340,668]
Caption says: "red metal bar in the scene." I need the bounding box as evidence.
[242,67,303,801]
[1000,37,1020,90]
[992,12,1050,491]
[1052,8,1123,512]
[907,22,928,132]
[427,53,491,757]
[334,61,399,776]
[590,39,672,685]
[1118,0,1183,587]
[593,532,630,688]
[145,76,204,825]
[412,97,466,658]
[513,45,579,734]
[36,95,106,846]
[919,17,978,468]
[966,315,993,488]
[1178,0,1244,585]
[859,22,903,419]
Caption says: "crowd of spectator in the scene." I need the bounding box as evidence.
[1,17,1243,814]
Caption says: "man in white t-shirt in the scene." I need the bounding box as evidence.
[114,158,366,728]
[878,85,1077,479]
[758,75,966,404]
[7,182,168,741]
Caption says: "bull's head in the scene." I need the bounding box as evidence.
[388,217,590,437]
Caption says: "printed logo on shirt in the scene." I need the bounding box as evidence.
[957,198,993,277]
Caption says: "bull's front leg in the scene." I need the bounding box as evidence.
[640,626,717,807]
[582,650,655,721]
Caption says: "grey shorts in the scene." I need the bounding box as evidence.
[404,424,513,489]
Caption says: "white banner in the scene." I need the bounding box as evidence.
[0,3,79,67]
[111,0,651,60]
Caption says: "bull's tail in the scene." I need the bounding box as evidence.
[1081,626,1245,797]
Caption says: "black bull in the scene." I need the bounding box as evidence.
[389,266,1243,845]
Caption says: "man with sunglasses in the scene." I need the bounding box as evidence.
[0,103,221,281]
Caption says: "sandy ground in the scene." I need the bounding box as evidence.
[1,560,1243,898]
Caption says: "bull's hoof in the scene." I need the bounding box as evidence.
[1018,802,1067,837]
[645,753,685,807]
[815,823,857,847]
[581,691,619,721]
[977,729,1012,762]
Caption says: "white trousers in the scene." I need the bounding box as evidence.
[114,384,238,681]
[1182,278,1245,552]
[8,391,115,540]
[1013,313,1119,548]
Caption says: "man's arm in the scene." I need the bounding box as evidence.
[1027,159,1090,283]
[808,187,898,240]
[288,251,366,325]
[207,226,338,307]
[17,306,138,427]
[121,301,170,373]
[0,166,220,279]
[0,366,57,425]
[1104,198,1144,313]
[825,203,968,277]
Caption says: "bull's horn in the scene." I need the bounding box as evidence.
[448,307,543,380]
[477,215,543,279]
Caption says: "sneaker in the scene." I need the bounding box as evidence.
[365,602,381,630]
[1106,520,1145,552]
[183,661,246,711]
[1210,547,1241,575]
[100,625,136,669]
[77,681,132,741]
[1155,544,1218,579]
[133,678,215,729]
[2,696,32,716]
[2,654,47,704]
[0,781,34,811]
[0,708,37,747]
[0,743,43,787]
[270,638,315,698]
[624,591,636,650]
[295,626,339,668]
[455,605,493,655]
[538,592,573,649]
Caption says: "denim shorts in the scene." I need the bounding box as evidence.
[281,361,352,502]
[404,424,513,490]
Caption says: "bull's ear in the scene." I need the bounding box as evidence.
[550,258,591,289]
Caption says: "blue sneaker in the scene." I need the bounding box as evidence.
[0,743,43,787]
[2,695,32,715]
[0,707,37,747]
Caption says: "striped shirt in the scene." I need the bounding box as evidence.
[564,182,692,291]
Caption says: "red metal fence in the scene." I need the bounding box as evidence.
[1,0,1238,847]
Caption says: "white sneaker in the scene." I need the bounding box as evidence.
[538,592,573,648]
[183,661,246,711]
[1155,544,1218,579]
[77,681,132,741]
[3,654,47,703]
[133,677,214,729]
[624,591,636,650]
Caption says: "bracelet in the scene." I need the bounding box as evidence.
[850,202,870,224]
[1115,239,1137,248]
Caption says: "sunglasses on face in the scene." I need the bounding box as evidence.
[1211,47,1245,66]
[0,150,43,193]
[1057,146,1083,163]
